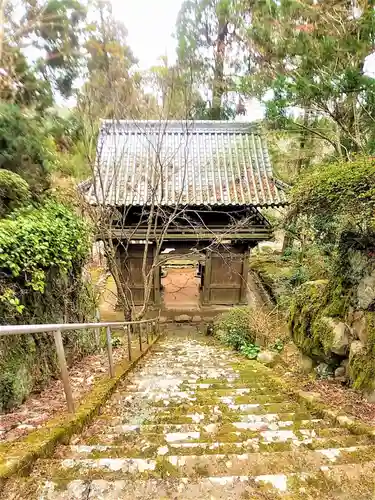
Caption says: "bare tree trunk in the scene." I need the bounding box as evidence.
[211,16,228,120]
[296,108,310,175]
[283,108,310,253]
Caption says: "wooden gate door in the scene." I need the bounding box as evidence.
[202,250,249,305]
[117,245,154,306]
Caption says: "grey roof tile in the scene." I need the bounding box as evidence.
[87,120,287,207]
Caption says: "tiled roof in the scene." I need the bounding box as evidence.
[87,120,287,207]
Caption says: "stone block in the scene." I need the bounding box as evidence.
[257,350,277,366]
[357,271,375,310]
[352,311,367,344]
[175,315,191,323]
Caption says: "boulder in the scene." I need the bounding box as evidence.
[175,315,191,323]
[315,362,333,379]
[346,306,355,325]
[331,321,351,356]
[300,355,314,373]
[351,311,368,344]
[334,366,346,378]
[340,358,350,377]
[257,350,277,366]
[321,318,350,356]
[357,271,375,310]
[349,340,365,359]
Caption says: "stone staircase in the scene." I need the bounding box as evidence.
[4,336,375,499]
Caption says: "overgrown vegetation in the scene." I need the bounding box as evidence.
[0,103,97,412]
[0,198,96,411]
[214,306,286,361]
[252,156,375,391]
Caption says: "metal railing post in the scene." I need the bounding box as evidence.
[53,329,74,413]
[95,309,101,351]
[106,326,115,378]
[138,323,143,352]
[126,325,132,361]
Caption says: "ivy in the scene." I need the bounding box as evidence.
[0,201,91,295]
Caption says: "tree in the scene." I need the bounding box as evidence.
[78,0,151,121]
[1,0,88,100]
[0,103,56,195]
[176,0,241,119]
[145,57,210,120]
[240,0,375,159]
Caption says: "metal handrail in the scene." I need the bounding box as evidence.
[0,318,160,414]
[0,319,154,336]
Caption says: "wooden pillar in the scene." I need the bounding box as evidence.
[202,251,212,305]
[153,246,161,307]
[240,247,250,304]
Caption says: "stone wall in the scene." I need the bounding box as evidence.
[289,263,375,398]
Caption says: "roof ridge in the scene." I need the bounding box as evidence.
[99,120,263,134]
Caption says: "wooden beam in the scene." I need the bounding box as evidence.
[108,230,273,241]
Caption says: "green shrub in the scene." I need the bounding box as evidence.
[240,343,261,359]
[0,201,97,412]
[0,169,30,216]
[0,104,56,195]
[215,307,255,349]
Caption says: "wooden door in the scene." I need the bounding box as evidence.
[202,250,249,305]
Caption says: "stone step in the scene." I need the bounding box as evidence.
[123,383,276,394]
[33,462,375,500]
[103,418,327,436]
[116,392,288,405]
[76,425,352,447]
[136,410,316,425]
[34,447,375,482]
[118,387,279,397]
[60,434,375,459]
[151,401,309,414]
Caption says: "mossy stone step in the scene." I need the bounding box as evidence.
[11,336,375,500]
[151,401,309,415]
[77,425,353,447]
[104,417,327,435]
[10,462,375,500]
[116,392,288,406]
[143,411,316,425]
[118,387,280,397]
[58,435,375,459]
[32,447,375,482]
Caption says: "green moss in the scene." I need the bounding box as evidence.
[289,280,331,359]
[310,316,334,356]
[152,457,179,478]
[322,281,350,318]
[349,312,375,390]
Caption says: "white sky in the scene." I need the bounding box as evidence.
[111,0,184,69]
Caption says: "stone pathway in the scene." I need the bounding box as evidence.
[4,335,375,499]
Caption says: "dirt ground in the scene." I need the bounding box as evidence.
[162,268,200,309]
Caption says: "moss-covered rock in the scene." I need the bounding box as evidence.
[250,254,296,305]
[348,313,375,390]
[289,280,330,359]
